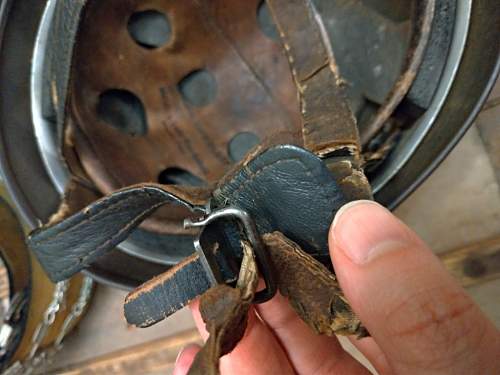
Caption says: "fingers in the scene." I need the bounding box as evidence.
[189,299,295,375]
[347,336,391,374]
[256,292,371,375]
[330,201,500,374]
[173,344,201,375]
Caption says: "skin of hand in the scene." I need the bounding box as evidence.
[173,201,500,375]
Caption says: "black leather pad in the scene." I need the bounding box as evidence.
[214,144,348,258]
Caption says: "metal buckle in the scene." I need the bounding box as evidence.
[184,206,277,304]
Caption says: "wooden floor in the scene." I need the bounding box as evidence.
[47,79,500,374]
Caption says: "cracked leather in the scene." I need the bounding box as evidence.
[263,232,367,337]
[187,241,259,375]
[123,144,359,327]
[47,0,87,144]
[267,0,360,156]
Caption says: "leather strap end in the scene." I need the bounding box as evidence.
[28,185,208,282]
[124,254,211,327]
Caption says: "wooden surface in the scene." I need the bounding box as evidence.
[440,236,500,288]
[50,329,201,375]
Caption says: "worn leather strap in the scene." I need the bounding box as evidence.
[28,0,372,331]
[29,185,210,281]
[185,234,367,374]
[263,232,367,337]
[47,0,87,146]
[267,0,360,157]
[187,241,259,375]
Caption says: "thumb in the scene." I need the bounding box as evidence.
[329,201,500,374]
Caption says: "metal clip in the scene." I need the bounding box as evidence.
[184,207,277,304]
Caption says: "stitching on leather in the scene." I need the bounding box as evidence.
[32,193,152,245]
[49,186,207,279]
[220,155,335,252]
[33,185,199,244]
[37,186,201,279]
[222,157,314,200]
[50,200,168,280]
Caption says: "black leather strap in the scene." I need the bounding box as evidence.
[47,0,87,144]
[124,254,207,327]
[267,0,361,156]
[28,185,210,281]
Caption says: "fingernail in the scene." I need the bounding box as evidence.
[175,344,198,366]
[331,200,411,265]
[175,347,184,366]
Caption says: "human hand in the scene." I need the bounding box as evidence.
[174,201,500,374]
